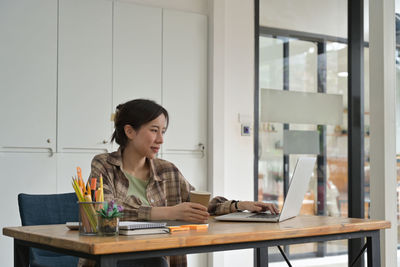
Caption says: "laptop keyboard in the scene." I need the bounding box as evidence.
[248,213,279,219]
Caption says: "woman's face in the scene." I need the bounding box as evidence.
[125,114,167,159]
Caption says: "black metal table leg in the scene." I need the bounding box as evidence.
[350,243,367,267]
[14,239,29,267]
[277,246,292,267]
[367,230,381,267]
[97,255,119,267]
[255,247,268,267]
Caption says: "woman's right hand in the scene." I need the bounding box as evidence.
[171,202,209,223]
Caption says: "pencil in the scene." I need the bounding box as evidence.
[99,174,104,202]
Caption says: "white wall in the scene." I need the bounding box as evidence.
[369,0,398,266]
[223,0,254,201]
[208,0,255,266]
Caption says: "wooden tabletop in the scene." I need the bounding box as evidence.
[3,216,390,255]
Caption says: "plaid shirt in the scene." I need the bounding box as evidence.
[81,149,234,267]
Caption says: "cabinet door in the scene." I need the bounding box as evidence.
[162,9,207,188]
[113,2,162,107]
[161,154,207,190]
[0,153,56,267]
[0,0,57,153]
[162,10,207,152]
[57,0,113,152]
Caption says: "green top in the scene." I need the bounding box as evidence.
[122,170,150,206]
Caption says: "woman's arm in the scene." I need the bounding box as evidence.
[150,202,209,223]
[149,163,209,223]
[208,197,279,215]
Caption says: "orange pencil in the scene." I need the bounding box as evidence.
[77,167,82,179]
[78,178,85,193]
[77,167,85,192]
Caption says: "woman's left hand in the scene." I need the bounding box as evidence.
[236,201,279,214]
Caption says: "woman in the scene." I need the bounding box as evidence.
[86,99,278,267]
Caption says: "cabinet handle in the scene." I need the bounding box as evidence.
[2,146,54,157]
[165,143,205,158]
[63,147,108,153]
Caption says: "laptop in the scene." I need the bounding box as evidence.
[214,156,316,222]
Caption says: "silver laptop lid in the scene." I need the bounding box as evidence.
[278,156,316,222]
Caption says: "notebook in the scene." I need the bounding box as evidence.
[214,156,316,223]
[119,227,170,236]
[119,221,167,230]
[66,221,167,230]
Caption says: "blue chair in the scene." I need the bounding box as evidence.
[18,193,79,267]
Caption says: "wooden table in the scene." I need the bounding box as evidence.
[3,215,390,267]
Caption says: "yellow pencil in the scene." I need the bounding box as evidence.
[99,174,104,202]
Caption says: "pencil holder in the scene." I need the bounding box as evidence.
[96,200,123,236]
[78,201,104,236]
[98,217,119,236]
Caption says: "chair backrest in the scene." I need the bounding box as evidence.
[18,192,79,226]
[18,192,79,266]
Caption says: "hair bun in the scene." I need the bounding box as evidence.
[116,104,124,111]
[113,104,124,123]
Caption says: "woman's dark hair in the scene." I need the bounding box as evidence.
[111,99,169,148]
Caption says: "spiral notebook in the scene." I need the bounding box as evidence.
[119,221,167,230]
[119,227,170,236]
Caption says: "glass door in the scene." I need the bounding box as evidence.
[258,35,352,259]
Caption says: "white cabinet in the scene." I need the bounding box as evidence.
[0,153,57,267]
[162,9,208,187]
[57,0,113,153]
[0,3,208,266]
[113,2,162,107]
[0,0,57,154]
